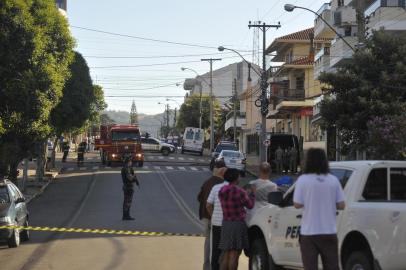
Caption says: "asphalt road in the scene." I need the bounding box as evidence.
[0,151,254,270]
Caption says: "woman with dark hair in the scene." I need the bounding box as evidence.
[218,168,255,270]
[293,148,345,270]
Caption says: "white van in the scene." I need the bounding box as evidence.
[181,127,204,156]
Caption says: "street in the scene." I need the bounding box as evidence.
[0,151,253,270]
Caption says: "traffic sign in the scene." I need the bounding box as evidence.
[255,122,261,133]
[264,139,270,146]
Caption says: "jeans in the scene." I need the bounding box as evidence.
[202,218,211,270]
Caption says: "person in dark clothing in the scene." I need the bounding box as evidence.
[121,157,140,220]
[77,141,87,165]
[62,140,70,162]
[197,159,227,270]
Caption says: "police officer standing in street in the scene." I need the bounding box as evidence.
[121,157,140,220]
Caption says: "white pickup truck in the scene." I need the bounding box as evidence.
[247,161,406,270]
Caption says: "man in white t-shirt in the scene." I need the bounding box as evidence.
[206,169,230,270]
[293,148,345,270]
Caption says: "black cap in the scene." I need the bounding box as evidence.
[214,159,226,168]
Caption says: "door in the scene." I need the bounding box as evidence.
[148,139,160,151]
[7,184,23,225]
[270,188,303,266]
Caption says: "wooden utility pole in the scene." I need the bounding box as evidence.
[233,78,237,143]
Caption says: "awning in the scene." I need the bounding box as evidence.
[267,100,315,119]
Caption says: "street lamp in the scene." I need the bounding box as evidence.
[181,67,207,130]
[284,4,356,52]
[218,46,262,78]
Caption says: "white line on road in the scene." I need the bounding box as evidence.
[67,167,74,171]
[79,167,87,171]
[92,166,99,170]
[190,167,198,171]
[158,156,164,160]
[188,158,194,161]
[169,157,175,160]
[178,167,186,171]
[166,166,174,170]
[105,166,111,169]
[202,168,210,172]
[178,157,184,160]
[198,159,204,162]
[143,166,149,169]
[154,166,161,170]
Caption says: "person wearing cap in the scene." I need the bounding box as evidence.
[121,157,140,221]
[197,159,227,270]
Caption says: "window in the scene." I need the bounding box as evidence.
[194,131,202,141]
[185,129,194,140]
[111,131,140,141]
[362,168,388,201]
[147,139,159,145]
[330,168,353,188]
[7,185,18,202]
[0,186,10,203]
[390,168,406,201]
[221,151,241,158]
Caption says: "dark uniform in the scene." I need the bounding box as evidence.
[62,141,70,162]
[121,162,139,220]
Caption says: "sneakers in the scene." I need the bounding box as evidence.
[122,216,135,221]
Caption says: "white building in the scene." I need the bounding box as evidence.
[55,0,67,16]
[183,61,260,106]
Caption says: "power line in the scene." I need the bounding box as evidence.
[83,52,239,59]
[89,54,251,69]
[102,82,183,91]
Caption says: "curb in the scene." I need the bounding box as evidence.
[25,170,60,204]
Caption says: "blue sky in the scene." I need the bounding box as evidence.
[68,0,327,115]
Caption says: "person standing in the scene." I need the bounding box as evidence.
[218,168,255,270]
[197,160,227,270]
[121,157,140,220]
[293,148,345,270]
[249,162,277,209]
[62,140,70,162]
[275,146,284,174]
[289,146,298,174]
[206,168,231,270]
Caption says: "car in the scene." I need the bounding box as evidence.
[209,142,238,170]
[141,137,175,156]
[0,180,29,248]
[181,127,204,155]
[247,160,406,270]
[216,150,246,176]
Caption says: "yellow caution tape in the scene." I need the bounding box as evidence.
[0,225,203,237]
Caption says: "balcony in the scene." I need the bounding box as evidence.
[314,3,335,38]
[329,36,358,67]
[365,0,406,32]
[334,6,357,26]
[365,0,406,17]
[314,47,331,79]
[224,111,246,131]
[272,88,305,102]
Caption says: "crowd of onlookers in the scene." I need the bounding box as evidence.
[198,148,346,270]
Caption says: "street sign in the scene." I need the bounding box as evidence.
[255,122,261,133]
[264,139,270,146]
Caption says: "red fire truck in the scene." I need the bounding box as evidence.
[95,124,144,167]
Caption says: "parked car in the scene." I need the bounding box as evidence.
[216,150,246,177]
[141,137,175,156]
[0,180,29,248]
[209,141,238,170]
[247,160,406,270]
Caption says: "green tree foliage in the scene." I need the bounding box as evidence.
[176,95,221,133]
[50,52,98,136]
[319,31,406,156]
[0,0,74,179]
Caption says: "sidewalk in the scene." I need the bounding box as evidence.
[17,152,67,203]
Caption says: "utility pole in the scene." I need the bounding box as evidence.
[173,108,177,129]
[166,104,170,137]
[233,78,237,143]
[356,0,366,43]
[198,81,203,130]
[249,21,281,163]
[201,58,222,152]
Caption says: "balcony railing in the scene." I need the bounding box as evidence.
[272,88,305,100]
[365,0,406,17]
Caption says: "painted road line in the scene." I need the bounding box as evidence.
[105,166,111,169]
[79,167,87,171]
[188,158,194,161]
[143,166,149,169]
[169,157,175,160]
[202,168,210,172]
[166,166,174,170]
[190,167,198,171]
[198,159,204,162]
[178,157,184,160]
[92,166,99,170]
[178,167,186,171]
[158,156,164,159]
[154,166,161,170]
[67,168,74,171]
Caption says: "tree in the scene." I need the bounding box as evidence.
[0,0,74,181]
[176,95,221,131]
[130,101,139,124]
[319,31,406,157]
[50,54,107,167]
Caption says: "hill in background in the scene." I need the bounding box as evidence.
[103,110,175,138]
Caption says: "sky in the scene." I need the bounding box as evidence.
[67,0,327,115]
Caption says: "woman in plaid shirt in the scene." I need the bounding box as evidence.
[218,168,255,270]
